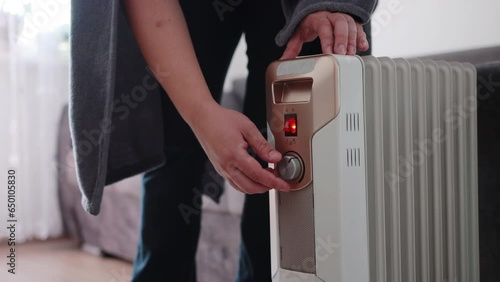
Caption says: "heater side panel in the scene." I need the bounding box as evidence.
[338,55,370,282]
[313,55,369,282]
[311,117,342,281]
[270,188,280,278]
[268,124,280,278]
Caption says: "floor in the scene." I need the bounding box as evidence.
[0,238,133,282]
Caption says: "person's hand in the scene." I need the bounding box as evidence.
[189,101,291,194]
[281,11,369,60]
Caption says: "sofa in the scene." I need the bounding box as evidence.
[57,47,500,282]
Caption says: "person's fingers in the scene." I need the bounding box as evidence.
[225,176,245,193]
[327,14,348,55]
[227,178,245,194]
[265,167,280,176]
[233,151,290,192]
[242,124,282,163]
[356,24,369,51]
[315,18,334,54]
[281,33,304,60]
[228,166,272,194]
[345,16,357,55]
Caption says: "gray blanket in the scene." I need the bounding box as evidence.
[70,0,377,215]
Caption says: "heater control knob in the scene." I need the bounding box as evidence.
[278,155,302,181]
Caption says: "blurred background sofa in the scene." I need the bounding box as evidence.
[57,47,500,282]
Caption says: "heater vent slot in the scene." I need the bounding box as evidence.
[347,148,361,167]
[273,79,312,104]
[346,112,360,132]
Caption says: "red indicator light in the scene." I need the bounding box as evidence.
[284,114,297,136]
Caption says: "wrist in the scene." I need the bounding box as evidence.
[183,97,221,128]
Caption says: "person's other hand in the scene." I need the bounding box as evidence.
[190,102,291,194]
[281,12,369,60]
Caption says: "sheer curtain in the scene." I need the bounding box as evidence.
[0,0,70,241]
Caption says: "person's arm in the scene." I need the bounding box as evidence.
[279,0,378,59]
[124,0,290,193]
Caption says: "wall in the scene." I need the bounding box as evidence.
[362,0,499,57]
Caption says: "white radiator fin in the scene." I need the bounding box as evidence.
[362,56,479,282]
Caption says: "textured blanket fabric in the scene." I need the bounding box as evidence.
[70,0,377,215]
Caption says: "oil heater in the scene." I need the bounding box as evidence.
[266,54,479,282]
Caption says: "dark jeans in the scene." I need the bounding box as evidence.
[131,0,369,281]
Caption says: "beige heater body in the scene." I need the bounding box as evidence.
[266,54,479,282]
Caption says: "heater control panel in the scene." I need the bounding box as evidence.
[266,55,340,190]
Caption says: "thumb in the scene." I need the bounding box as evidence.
[243,125,282,163]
